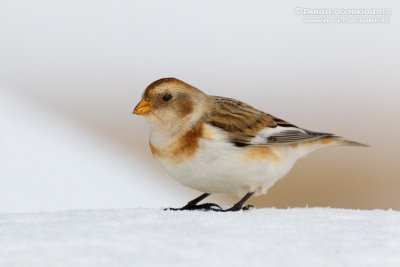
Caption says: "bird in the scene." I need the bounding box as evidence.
[133,78,367,212]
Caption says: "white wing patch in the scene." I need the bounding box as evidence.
[251,126,308,145]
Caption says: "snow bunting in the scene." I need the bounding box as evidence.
[133,78,367,212]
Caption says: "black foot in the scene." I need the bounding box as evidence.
[165,202,223,211]
[211,192,255,212]
[163,192,256,212]
[216,205,255,212]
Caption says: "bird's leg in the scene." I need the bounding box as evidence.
[219,192,255,212]
[165,193,223,211]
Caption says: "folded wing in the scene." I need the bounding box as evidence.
[206,96,335,147]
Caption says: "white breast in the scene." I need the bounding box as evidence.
[151,124,323,197]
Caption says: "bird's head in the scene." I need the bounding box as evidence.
[133,78,212,136]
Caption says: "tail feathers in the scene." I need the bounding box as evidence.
[329,136,369,147]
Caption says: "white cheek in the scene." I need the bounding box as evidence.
[147,104,206,148]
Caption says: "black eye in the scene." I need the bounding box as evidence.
[163,94,173,101]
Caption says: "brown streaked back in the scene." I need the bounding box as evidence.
[205,96,336,147]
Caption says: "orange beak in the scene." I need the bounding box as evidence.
[133,99,151,115]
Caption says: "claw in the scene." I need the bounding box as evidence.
[241,205,255,211]
[195,203,223,210]
[214,205,255,212]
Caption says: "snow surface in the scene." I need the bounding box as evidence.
[1,208,399,267]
